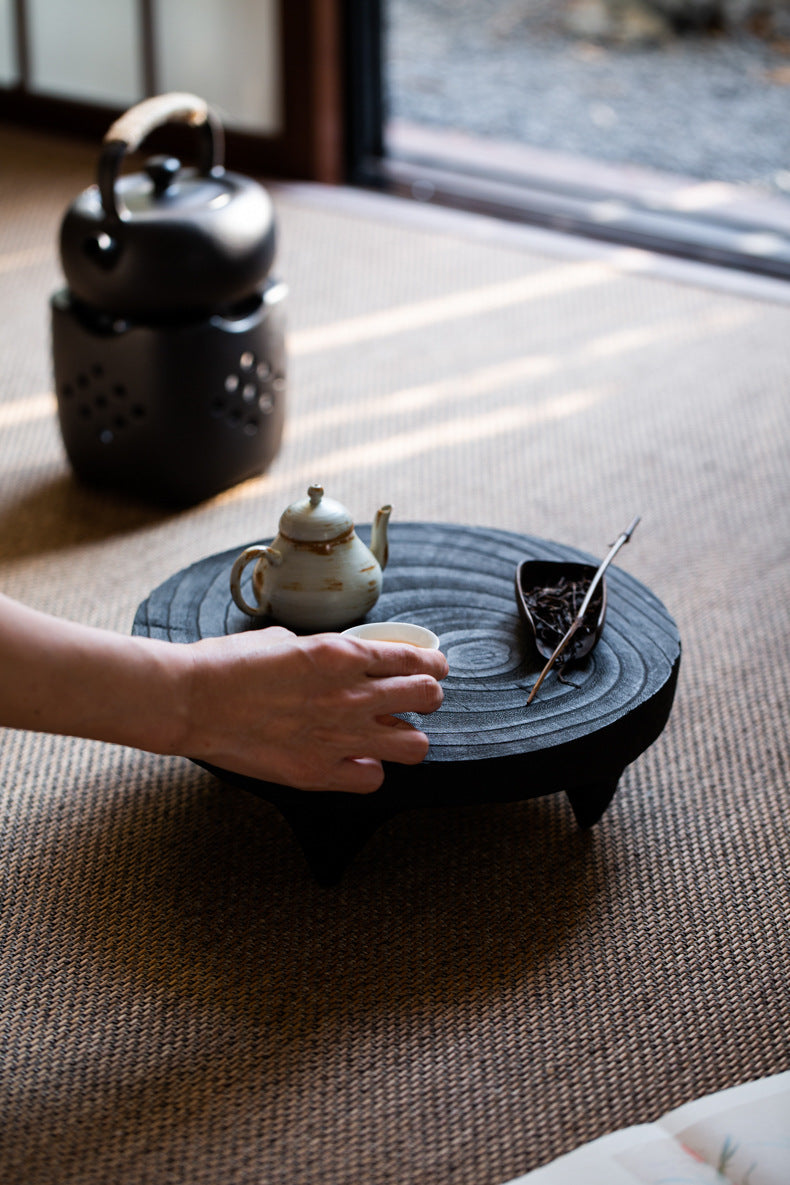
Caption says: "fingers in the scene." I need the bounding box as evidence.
[335,757,385,794]
[338,716,430,763]
[309,726,429,795]
[361,673,444,719]
[366,719,431,764]
[293,715,430,793]
[350,639,449,681]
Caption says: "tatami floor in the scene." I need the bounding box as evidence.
[0,123,788,1185]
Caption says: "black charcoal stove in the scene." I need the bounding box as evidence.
[51,93,286,506]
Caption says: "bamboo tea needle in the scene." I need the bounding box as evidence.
[526,515,641,705]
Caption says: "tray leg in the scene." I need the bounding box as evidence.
[276,801,391,887]
[565,774,621,829]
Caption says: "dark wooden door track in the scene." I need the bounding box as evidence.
[133,523,681,884]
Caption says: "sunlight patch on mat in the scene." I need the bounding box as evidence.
[0,247,53,274]
[289,261,614,356]
[0,393,56,429]
[286,303,754,441]
[228,385,609,503]
[286,354,559,439]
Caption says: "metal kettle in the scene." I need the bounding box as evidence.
[51,92,287,507]
[59,92,277,319]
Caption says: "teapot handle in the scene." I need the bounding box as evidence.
[230,545,280,618]
[98,92,224,221]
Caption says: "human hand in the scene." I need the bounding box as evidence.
[180,627,448,793]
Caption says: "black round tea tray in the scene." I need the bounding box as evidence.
[133,523,681,884]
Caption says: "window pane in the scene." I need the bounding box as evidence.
[385,1,790,199]
[0,0,18,85]
[27,0,141,105]
[155,0,282,134]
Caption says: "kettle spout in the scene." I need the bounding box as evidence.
[370,505,392,571]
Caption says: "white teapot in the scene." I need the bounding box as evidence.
[230,485,391,631]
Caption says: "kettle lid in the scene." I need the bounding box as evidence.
[108,154,230,217]
[279,486,354,542]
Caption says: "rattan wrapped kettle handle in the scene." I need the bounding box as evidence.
[99,92,224,219]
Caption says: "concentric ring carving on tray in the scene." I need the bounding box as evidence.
[133,522,681,765]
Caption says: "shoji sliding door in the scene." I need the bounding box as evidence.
[0,0,343,180]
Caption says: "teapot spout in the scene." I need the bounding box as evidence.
[370,505,392,571]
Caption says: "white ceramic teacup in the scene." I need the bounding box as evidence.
[342,621,440,649]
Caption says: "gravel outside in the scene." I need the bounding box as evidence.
[385,0,790,195]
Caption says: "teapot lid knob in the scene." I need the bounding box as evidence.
[307,484,324,507]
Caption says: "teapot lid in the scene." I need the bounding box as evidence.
[279,485,354,542]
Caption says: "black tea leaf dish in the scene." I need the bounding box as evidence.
[515,560,607,665]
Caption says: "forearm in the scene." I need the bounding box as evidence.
[0,593,190,755]
[0,593,447,791]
